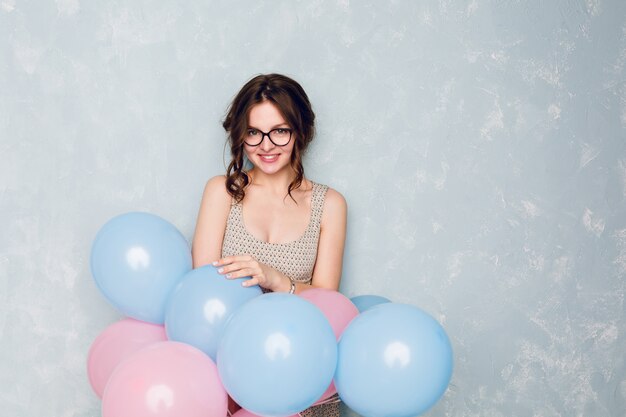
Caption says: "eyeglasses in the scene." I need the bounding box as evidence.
[244,128,293,147]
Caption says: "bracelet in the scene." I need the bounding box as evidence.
[288,277,296,294]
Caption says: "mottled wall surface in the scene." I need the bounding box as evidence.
[1,1,625,416]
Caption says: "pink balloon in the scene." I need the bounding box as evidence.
[315,381,338,407]
[87,318,167,398]
[232,409,298,417]
[298,288,359,404]
[298,288,359,340]
[102,341,227,417]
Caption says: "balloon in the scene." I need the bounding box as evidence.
[87,318,167,398]
[165,265,262,360]
[350,294,391,313]
[102,341,227,417]
[299,288,359,340]
[298,288,359,403]
[335,303,453,417]
[90,212,192,323]
[217,293,337,417]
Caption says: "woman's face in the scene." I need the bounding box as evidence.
[244,100,295,176]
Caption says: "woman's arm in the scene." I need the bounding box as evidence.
[191,176,232,268]
[307,188,348,291]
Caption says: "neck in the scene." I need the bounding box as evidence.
[247,167,300,195]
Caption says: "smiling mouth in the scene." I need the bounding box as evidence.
[259,154,279,162]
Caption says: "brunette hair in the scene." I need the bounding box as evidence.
[222,73,316,203]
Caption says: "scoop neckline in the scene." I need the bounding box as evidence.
[239,182,317,246]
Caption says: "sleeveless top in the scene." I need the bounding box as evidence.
[221,181,329,284]
[221,181,341,417]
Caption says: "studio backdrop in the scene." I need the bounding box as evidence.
[1,1,625,416]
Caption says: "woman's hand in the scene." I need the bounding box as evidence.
[213,255,289,292]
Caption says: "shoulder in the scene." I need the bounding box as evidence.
[204,175,227,191]
[323,187,346,208]
[320,186,347,220]
[310,180,346,210]
[201,175,232,205]
[203,175,229,196]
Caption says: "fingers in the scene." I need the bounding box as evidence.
[242,277,259,287]
[213,255,252,266]
[217,261,256,276]
[223,268,256,279]
[214,256,246,274]
[212,255,264,287]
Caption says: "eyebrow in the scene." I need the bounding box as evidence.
[247,123,290,130]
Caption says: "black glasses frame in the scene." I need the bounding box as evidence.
[244,128,293,147]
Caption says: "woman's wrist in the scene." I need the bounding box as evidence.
[287,277,296,294]
[266,268,293,293]
[279,273,295,293]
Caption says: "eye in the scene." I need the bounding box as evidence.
[275,128,289,134]
[247,128,259,136]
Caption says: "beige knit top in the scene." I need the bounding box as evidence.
[221,181,341,416]
[221,181,329,285]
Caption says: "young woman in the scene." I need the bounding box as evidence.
[192,73,347,416]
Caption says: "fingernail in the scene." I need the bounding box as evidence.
[242,282,248,287]
[212,261,218,266]
[226,273,232,278]
[217,268,224,273]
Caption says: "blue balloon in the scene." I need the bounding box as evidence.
[217,293,337,417]
[350,294,391,313]
[90,212,192,324]
[165,265,262,360]
[335,303,453,417]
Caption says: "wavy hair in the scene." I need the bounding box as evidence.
[222,73,316,203]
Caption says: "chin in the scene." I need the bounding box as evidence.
[251,157,289,174]
[257,164,288,175]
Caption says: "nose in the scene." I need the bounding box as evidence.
[259,134,275,151]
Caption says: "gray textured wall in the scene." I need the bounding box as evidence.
[1,1,625,416]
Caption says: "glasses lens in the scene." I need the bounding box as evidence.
[244,129,262,146]
[268,128,291,146]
